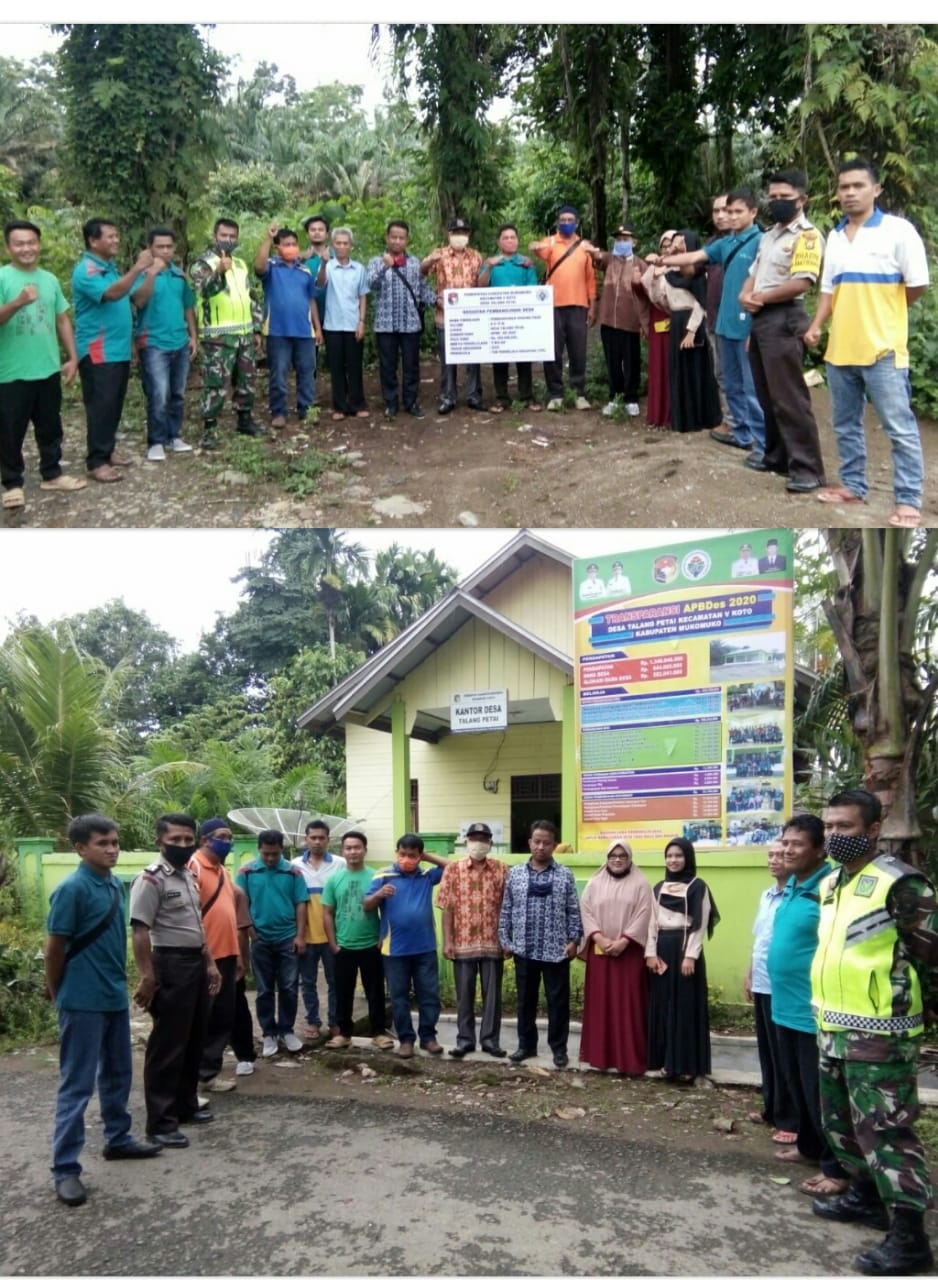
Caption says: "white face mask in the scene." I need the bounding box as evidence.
[449,234,469,250]
[466,840,490,861]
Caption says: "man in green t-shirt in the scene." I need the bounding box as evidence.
[321,830,395,1051]
[0,220,85,511]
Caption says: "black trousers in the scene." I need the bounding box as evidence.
[753,992,797,1130]
[333,945,387,1036]
[600,325,641,401]
[144,947,209,1135]
[323,330,365,414]
[748,304,825,485]
[544,306,588,396]
[775,1022,846,1178]
[78,357,130,471]
[376,330,421,411]
[513,955,570,1055]
[453,956,504,1051]
[492,362,533,406]
[199,954,238,1081]
[230,974,256,1063]
[435,326,481,407]
[0,373,64,488]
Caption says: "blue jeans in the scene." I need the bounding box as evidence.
[139,344,190,446]
[251,937,299,1036]
[51,1007,133,1183]
[826,356,924,507]
[267,335,316,417]
[298,941,336,1029]
[383,951,441,1045]
[719,335,765,450]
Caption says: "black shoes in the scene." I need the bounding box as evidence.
[236,412,267,437]
[709,429,751,450]
[482,1045,507,1058]
[384,406,397,420]
[406,406,426,419]
[448,1046,473,1059]
[438,401,454,415]
[466,400,486,411]
[856,1209,935,1276]
[509,1048,537,1064]
[181,1106,214,1125]
[147,1131,190,1149]
[55,1175,87,1206]
[744,454,769,471]
[786,479,823,494]
[553,1052,569,1069]
[812,1180,890,1231]
[103,1138,162,1160]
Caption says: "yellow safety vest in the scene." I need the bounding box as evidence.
[810,854,925,1038]
[196,252,253,338]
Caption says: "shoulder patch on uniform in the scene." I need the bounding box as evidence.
[853,874,878,898]
[790,230,822,276]
[141,872,160,886]
[144,862,163,874]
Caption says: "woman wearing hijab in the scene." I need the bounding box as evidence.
[633,230,675,428]
[645,837,719,1082]
[578,841,655,1075]
[640,231,722,433]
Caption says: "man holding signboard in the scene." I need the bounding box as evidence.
[478,224,540,412]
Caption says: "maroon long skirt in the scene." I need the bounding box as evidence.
[645,307,671,427]
[579,942,648,1074]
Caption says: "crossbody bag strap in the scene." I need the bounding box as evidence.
[65,886,121,964]
[391,263,425,321]
[201,876,225,919]
[718,228,761,275]
[544,239,582,283]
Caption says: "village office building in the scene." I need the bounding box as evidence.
[297,530,813,992]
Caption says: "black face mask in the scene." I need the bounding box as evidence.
[767,198,799,225]
[825,832,873,866]
[215,240,238,256]
[162,844,196,869]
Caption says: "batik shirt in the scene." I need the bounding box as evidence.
[498,860,582,963]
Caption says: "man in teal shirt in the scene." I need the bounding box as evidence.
[45,814,160,1207]
[0,219,84,510]
[132,227,198,461]
[236,830,308,1058]
[767,812,848,1196]
[478,223,539,411]
[72,218,151,483]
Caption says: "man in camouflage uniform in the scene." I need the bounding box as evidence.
[810,787,936,1276]
[189,217,265,449]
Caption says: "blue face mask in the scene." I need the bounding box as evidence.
[209,838,233,862]
[557,223,577,238]
[612,240,633,257]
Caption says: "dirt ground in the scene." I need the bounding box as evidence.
[5,355,937,529]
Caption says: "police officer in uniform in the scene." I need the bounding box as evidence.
[129,813,221,1149]
[810,788,936,1277]
[739,169,826,493]
[189,216,265,450]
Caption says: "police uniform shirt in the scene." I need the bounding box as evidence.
[129,858,206,948]
[749,213,824,296]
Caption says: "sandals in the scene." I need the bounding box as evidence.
[771,1129,798,1145]
[489,404,505,414]
[331,412,346,422]
[747,1111,767,1125]
[2,486,25,509]
[528,403,543,413]
[775,1147,818,1165]
[889,506,922,528]
[799,1173,850,1197]
[815,486,865,505]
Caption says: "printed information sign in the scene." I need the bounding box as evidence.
[443,286,554,363]
[451,689,509,733]
[573,532,794,853]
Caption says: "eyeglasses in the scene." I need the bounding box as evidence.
[608,852,629,859]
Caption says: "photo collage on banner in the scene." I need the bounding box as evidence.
[573,530,794,855]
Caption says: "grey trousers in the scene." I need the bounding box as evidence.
[707,329,734,427]
[453,956,504,1051]
[436,326,481,407]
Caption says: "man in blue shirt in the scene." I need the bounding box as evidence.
[499,820,582,1069]
[767,812,849,1197]
[366,220,435,421]
[71,218,151,482]
[255,223,322,430]
[45,814,160,1207]
[661,186,765,453]
[132,227,198,461]
[363,834,448,1058]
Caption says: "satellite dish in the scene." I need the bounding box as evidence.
[227,807,365,849]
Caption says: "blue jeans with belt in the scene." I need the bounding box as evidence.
[51,1007,134,1183]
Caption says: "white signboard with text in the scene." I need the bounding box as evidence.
[443,287,554,364]
[451,689,509,733]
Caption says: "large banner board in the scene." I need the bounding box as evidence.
[573,531,794,854]
[443,286,554,363]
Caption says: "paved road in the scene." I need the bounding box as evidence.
[0,1053,903,1277]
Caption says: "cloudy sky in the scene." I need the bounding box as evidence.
[2,528,739,653]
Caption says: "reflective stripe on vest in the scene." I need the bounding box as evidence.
[197,253,253,337]
[811,854,925,1037]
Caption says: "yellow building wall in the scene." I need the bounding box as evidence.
[345,720,562,857]
[387,617,570,715]
[479,556,573,657]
